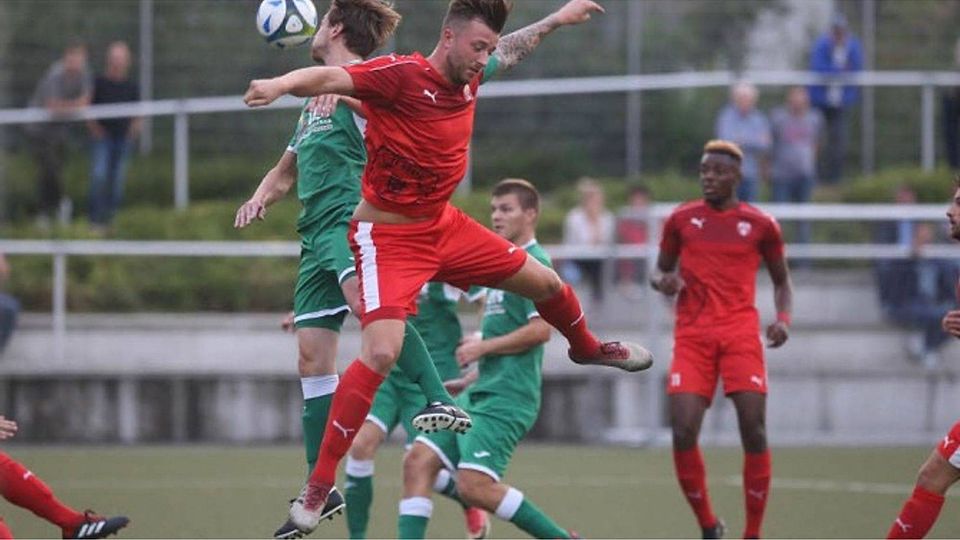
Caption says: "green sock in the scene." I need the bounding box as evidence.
[397,498,432,539]
[345,474,373,539]
[434,469,464,506]
[301,392,333,474]
[509,496,569,539]
[396,321,454,404]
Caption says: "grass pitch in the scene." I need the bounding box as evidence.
[2,444,957,538]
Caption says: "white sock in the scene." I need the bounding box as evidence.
[301,374,338,400]
[433,468,454,493]
[345,457,375,478]
[495,487,524,521]
[398,497,433,518]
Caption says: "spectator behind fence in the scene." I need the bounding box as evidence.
[943,36,960,170]
[714,82,771,202]
[86,41,141,234]
[28,41,93,227]
[770,86,823,245]
[876,222,957,369]
[808,13,862,184]
[0,254,19,354]
[562,178,614,303]
[616,184,652,288]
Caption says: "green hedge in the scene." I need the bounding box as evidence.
[2,165,956,312]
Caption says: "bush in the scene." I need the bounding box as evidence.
[2,166,954,312]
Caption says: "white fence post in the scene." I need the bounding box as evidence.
[174,109,189,210]
[922,84,935,171]
[52,251,67,363]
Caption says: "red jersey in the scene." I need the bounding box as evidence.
[345,52,487,218]
[660,200,785,338]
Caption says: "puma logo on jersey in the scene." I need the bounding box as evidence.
[423,89,438,104]
[473,451,491,458]
[508,246,519,254]
[690,217,706,229]
[944,435,955,448]
[22,471,33,481]
[750,375,764,387]
[670,373,682,387]
[332,420,356,439]
[747,489,766,500]
[463,85,474,102]
[895,518,912,532]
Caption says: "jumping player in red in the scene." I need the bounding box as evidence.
[245,0,653,534]
[652,140,793,539]
[0,415,129,539]
[885,178,960,539]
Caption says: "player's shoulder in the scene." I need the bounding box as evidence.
[357,52,425,71]
[738,202,781,229]
[525,241,553,268]
[668,200,707,219]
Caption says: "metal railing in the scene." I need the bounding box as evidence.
[2,70,959,208]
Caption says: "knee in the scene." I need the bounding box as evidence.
[671,423,700,450]
[916,459,952,495]
[740,422,767,453]
[297,344,336,377]
[349,425,381,460]
[455,473,491,507]
[367,343,401,373]
[402,445,438,488]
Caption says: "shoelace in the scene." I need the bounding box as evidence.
[599,341,627,359]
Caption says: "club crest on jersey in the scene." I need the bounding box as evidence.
[463,85,474,102]
[737,220,752,237]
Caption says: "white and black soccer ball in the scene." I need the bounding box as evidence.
[256,0,318,49]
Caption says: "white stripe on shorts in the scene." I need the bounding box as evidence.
[355,222,381,312]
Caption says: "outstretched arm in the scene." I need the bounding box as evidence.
[234,151,297,228]
[245,66,355,107]
[494,0,604,71]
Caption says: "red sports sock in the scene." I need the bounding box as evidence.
[309,360,384,488]
[887,486,945,539]
[534,284,601,357]
[673,447,718,529]
[0,517,12,540]
[743,450,772,539]
[0,452,83,530]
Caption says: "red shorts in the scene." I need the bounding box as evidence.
[936,420,960,469]
[667,332,766,403]
[348,203,528,326]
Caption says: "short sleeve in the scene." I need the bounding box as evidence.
[760,215,786,261]
[659,212,682,256]
[344,54,412,105]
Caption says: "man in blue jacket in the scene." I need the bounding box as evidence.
[808,13,862,184]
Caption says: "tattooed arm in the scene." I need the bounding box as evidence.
[494,0,604,71]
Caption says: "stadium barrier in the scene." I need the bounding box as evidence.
[1,70,959,208]
[2,203,959,444]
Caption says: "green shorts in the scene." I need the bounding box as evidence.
[416,392,537,481]
[294,225,356,331]
[366,370,425,445]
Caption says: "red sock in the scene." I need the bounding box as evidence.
[309,361,384,488]
[0,517,12,540]
[743,450,771,539]
[887,486,945,539]
[673,447,718,529]
[534,284,601,356]
[0,452,83,530]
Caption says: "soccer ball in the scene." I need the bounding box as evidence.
[256,0,318,49]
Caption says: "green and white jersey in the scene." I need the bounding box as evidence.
[409,282,485,381]
[466,240,551,407]
[287,100,366,233]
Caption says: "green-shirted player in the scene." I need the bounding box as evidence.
[398,179,577,540]
[234,2,475,538]
[343,282,485,539]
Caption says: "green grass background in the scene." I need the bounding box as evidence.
[2,445,957,539]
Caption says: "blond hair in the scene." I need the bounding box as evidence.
[703,139,744,162]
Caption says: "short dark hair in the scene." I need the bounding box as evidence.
[492,178,539,212]
[328,0,402,58]
[629,184,652,198]
[443,0,512,34]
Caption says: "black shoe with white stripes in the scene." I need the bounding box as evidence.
[411,401,472,434]
[63,511,129,539]
[273,486,345,539]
